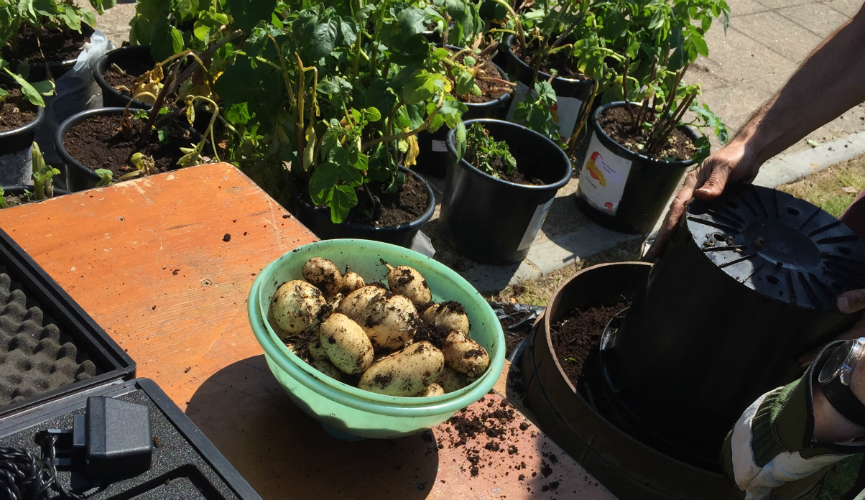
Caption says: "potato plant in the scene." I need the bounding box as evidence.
[462,122,517,178]
[268,257,490,397]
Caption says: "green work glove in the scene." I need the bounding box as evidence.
[725,341,865,500]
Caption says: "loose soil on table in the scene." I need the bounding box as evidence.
[452,52,508,104]
[550,301,629,388]
[102,57,157,97]
[63,114,197,178]
[303,172,430,227]
[599,106,696,162]
[466,127,544,186]
[510,40,590,80]
[2,25,88,64]
[0,85,37,133]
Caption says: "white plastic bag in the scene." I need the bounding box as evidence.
[36,30,114,164]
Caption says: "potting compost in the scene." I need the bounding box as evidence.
[607,184,865,467]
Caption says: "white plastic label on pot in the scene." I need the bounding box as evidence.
[505,81,583,141]
[517,197,555,251]
[578,131,632,215]
[431,140,447,152]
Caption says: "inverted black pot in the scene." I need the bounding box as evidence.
[414,53,511,178]
[605,184,865,466]
[502,34,595,143]
[575,101,697,234]
[0,102,44,185]
[94,45,156,109]
[56,107,205,192]
[289,167,435,247]
[439,119,571,264]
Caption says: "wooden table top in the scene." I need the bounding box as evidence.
[0,163,614,500]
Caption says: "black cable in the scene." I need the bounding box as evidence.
[0,434,85,500]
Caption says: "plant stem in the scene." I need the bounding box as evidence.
[567,79,599,152]
[622,57,635,123]
[361,96,444,151]
[489,0,526,48]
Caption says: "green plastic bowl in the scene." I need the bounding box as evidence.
[248,239,506,439]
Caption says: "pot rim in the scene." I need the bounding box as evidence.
[56,107,205,181]
[542,261,653,395]
[0,103,44,139]
[502,34,592,86]
[2,184,71,196]
[10,23,95,70]
[291,166,436,233]
[441,44,511,108]
[591,101,699,167]
[445,118,572,190]
[94,45,154,109]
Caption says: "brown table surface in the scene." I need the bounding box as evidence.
[0,163,615,499]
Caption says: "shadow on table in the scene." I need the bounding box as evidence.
[185,355,440,500]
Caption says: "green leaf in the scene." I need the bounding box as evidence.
[340,18,357,46]
[397,6,425,40]
[308,162,340,205]
[224,102,250,125]
[224,0,276,33]
[403,72,446,106]
[95,169,113,187]
[363,107,381,122]
[307,19,340,61]
[454,69,474,96]
[454,120,467,159]
[79,8,96,28]
[0,88,7,103]
[17,0,36,24]
[330,184,357,224]
[7,72,44,107]
[30,80,54,97]
[193,24,211,42]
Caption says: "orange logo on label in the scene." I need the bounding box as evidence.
[585,152,607,187]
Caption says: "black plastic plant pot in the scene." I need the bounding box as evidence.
[13,25,95,82]
[502,34,595,143]
[414,56,511,179]
[56,107,205,192]
[0,378,262,499]
[574,101,698,234]
[439,119,571,264]
[0,103,44,186]
[289,167,436,247]
[2,185,71,205]
[94,45,156,109]
[604,184,865,467]
[0,226,135,418]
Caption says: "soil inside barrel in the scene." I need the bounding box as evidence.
[299,172,430,227]
[510,39,590,80]
[466,126,544,186]
[452,52,508,104]
[63,113,196,178]
[0,85,37,133]
[103,57,157,96]
[550,301,629,388]
[2,25,88,64]
[599,106,696,161]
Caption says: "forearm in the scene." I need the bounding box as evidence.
[733,7,865,165]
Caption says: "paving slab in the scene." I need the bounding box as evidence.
[702,26,798,84]
[730,12,825,62]
[726,0,772,17]
[777,3,850,37]
[754,0,817,10]
[821,0,863,17]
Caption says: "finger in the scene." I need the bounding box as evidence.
[837,289,865,314]
[694,164,730,200]
[650,172,699,258]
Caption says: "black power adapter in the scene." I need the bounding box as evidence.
[0,396,153,499]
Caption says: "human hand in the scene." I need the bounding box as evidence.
[649,140,762,258]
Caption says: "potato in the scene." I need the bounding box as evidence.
[443,330,489,377]
[319,313,374,375]
[422,302,470,333]
[359,341,444,396]
[337,285,388,321]
[308,338,329,362]
[340,271,366,295]
[419,383,445,397]
[436,365,469,393]
[360,294,419,350]
[302,257,343,297]
[270,280,326,335]
[382,261,431,306]
[311,359,343,381]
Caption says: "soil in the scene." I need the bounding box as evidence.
[2,24,89,64]
[0,85,37,133]
[451,52,508,104]
[62,113,198,178]
[102,57,156,97]
[599,106,697,162]
[466,126,544,186]
[550,301,629,388]
[302,171,430,227]
[510,39,589,80]
[413,323,450,349]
